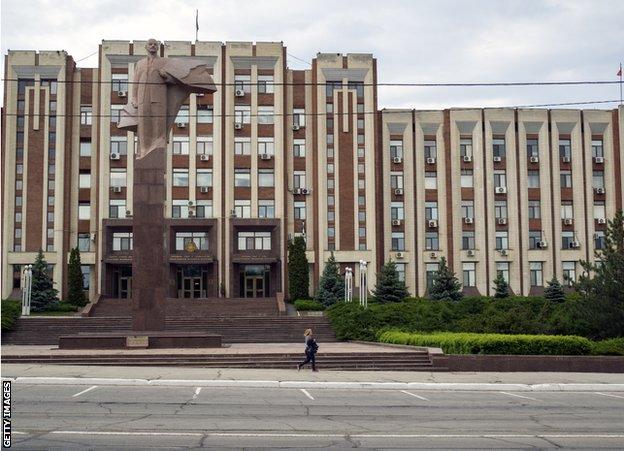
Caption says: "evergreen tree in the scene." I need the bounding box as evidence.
[30,249,59,312]
[544,277,565,303]
[67,247,87,307]
[287,236,309,300]
[373,259,409,303]
[429,257,463,301]
[315,253,345,307]
[574,210,624,339]
[493,272,509,299]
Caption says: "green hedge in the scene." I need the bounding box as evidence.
[294,299,325,311]
[1,299,22,332]
[378,330,593,355]
[591,338,624,356]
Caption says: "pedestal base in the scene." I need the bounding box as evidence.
[58,331,222,349]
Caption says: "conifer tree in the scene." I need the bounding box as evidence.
[544,277,565,303]
[67,247,87,307]
[493,272,510,299]
[373,260,409,303]
[429,257,463,301]
[30,249,59,312]
[287,236,309,300]
[315,253,345,307]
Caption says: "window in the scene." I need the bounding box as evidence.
[593,171,605,189]
[257,106,274,125]
[294,201,306,219]
[80,141,91,157]
[234,138,251,155]
[390,140,403,159]
[425,201,438,220]
[47,212,54,222]
[424,172,437,190]
[559,139,571,159]
[562,261,576,285]
[461,200,474,219]
[293,139,305,157]
[172,137,189,155]
[78,233,90,252]
[358,227,366,238]
[196,200,213,218]
[528,231,542,249]
[462,262,476,287]
[591,139,603,158]
[528,200,541,219]
[79,173,91,189]
[594,201,606,220]
[391,232,405,251]
[562,231,575,249]
[526,139,539,157]
[234,169,251,187]
[234,106,251,124]
[495,231,508,250]
[258,138,275,156]
[496,262,510,283]
[197,137,213,155]
[110,169,126,188]
[173,169,189,187]
[234,200,251,218]
[172,200,189,218]
[327,163,334,174]
[327,179,335,190]
[293,109,305,127]
[327,195,335,206]
[175,232,208,251]
[561,201,573,220]
[460,138,472,158]
[327,211,335,222]
[238,231,271,250]
[110,137,127,155]
[112,232,133,251]
[492,138,506,158]
[78,202,90,220]
[257,75,274,94]
[327,147,334,158]
[15,228,22,239]
[197,169,213,187]
[110,105,123,124]
[112,74,128,92]
[325,81,342,97]
[234,74,251,93]
[391,202,404,220]
[461,169,473,188]
[357,163,365,174]
[258,169,275,187]
[462,231,475,250]
[80,106,92,125]
[16,180,23,191]
[515,167,532,187]
[529,262,543,286]
[293,171,306,189]
[424,140,436,160]
[358,195,365,206]
[390,172,404,189]
[426,263,439,290]
[197,105,213,124]
[494,200,507,219]
[425,232,439,250]
[595,231,606,249]
[494,171,507,188]
[560,171,572,188]
[109,199,126,218]
[15,212,22,223]
[357,147,365,158]
[395,263,406,282]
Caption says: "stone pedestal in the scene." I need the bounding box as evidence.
[132,147,167,331]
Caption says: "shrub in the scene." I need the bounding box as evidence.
[294,299,325,311]
[288,236,309,301]
[378,330,593,355]
[1,299,22,331]
[591,338,624,356]
[67,247,87,307]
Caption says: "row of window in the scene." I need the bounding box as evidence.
[111,231,272,252]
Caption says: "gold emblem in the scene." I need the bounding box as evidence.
[184,240,197,253]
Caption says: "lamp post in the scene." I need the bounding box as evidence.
[21,264,33,316]
[344,267,353,302]
[359,260,368,309]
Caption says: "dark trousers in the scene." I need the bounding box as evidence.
[299,350,316,370]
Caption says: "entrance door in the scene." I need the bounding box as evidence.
[241,265,269,298]
[182,277,203,298]
[244,275,265,298]
[119,277,132,299]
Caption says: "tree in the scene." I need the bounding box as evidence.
[373,260,409,303]
[315,253,344,307]
[67,247,87,307]
[287,236,309,300]
[429,257,463,301]
[573,209,624,339]
[544,277,565,303]
[30,249,59,312]
[492,272,509,299]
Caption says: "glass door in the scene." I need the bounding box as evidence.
[119,277,132,298]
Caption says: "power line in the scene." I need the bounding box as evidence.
[286,52,312,67]
[74,50,98,63]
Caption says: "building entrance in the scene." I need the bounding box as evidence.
[112,265,132,298]
[240,265,270,298]
[176,265,209,298]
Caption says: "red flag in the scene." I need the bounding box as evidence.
[618,65,622,77]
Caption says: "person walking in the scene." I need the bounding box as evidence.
[297,329,319,372]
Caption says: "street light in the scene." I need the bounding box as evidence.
[21,264,33,316]
[344,267,353,302]
[359,260,368,309]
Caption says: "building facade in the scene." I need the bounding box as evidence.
[2,40,623,301]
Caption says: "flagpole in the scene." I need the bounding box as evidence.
[195,9,199,42]
[620,62,622,105]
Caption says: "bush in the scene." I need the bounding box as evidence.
[1,299,22,331]
[378,330,593,355]
[294,299,325,311]
[591,338,624,356]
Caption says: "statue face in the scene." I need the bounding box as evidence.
[145,39,159,56]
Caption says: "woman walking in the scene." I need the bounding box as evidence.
[297,329,319,372]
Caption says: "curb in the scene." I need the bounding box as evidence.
[7,377,624,392]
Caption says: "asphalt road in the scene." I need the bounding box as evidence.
[8,383,624,449]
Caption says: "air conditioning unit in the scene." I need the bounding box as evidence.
[569,241,580,249]
[196,92,205,97]
[188,210,195,217]
[426,157,436,164]
[597,217,606,224]
[493,156,502,162]
[117,91,127,98]
[125,210,132,218]
[235,89,245,97]
[90,233,96,241]
[395,252,405,259]
[428,220,438,228]
[530,156,539,163]
[394,188,403,195]
[562,156,571,163]
[300,188,310,195]
[292,124,300,131]
[188,200,194,206]
[391,219,402,226]
[467,249,475,257]
[594,156,604,164]
[392,156,403,164]
[234,122,243,130]
[111,186,122,193]
[594,187,605,194]
[199,154,210,161]
[497,217,507,225]
[463,155,472,162]
[110,152,120,160]
[537,240,548,249]
[259,153,273,160]
[464,217,473,224]
[200,186,209,193]
[430,252,438,258]
[176,122,187,128]
[563,218,573,225]
[495,186,507,194]
[500,249,508,256]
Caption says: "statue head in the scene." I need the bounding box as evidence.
[145,39,159,56]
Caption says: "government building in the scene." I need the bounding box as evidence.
[2,40,623,302]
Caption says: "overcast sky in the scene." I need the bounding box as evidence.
[1,0,623,109]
